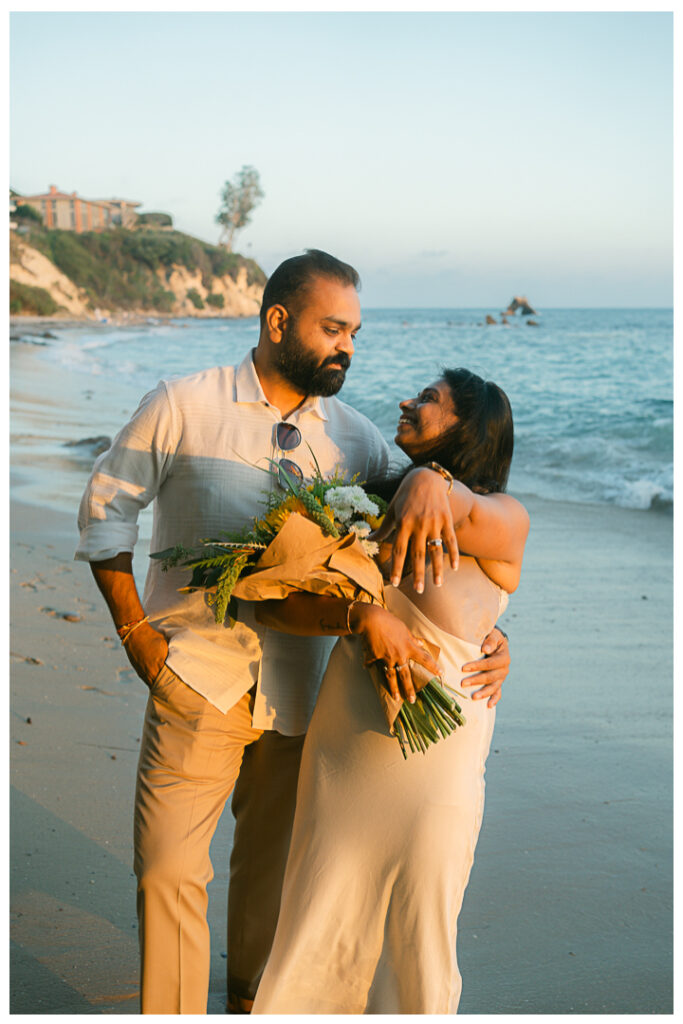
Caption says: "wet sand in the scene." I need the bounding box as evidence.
[10,494,672,1014]
[10,340,672,1013]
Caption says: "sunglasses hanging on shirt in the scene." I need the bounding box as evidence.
[275,421,304,488]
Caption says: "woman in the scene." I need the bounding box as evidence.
[251,368,529,1014]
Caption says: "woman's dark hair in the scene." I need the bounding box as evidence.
[259,249,360,328]
[368,368,514,502]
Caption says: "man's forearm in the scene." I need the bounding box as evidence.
[90,551,169,685]
[255,594,352,636]
[90,552,145,629]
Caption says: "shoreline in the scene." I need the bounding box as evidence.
[10,311,259,337]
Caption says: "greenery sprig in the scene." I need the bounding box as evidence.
[394,679,466,759]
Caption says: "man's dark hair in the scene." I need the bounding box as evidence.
[259,249,360,328]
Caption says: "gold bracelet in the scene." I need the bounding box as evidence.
[117,615,149,645]
[425,461,454,494]
[345,600,361,634]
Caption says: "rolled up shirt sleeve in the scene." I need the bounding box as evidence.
[75,381,179,562]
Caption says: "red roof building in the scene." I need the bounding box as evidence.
[15,185,141,232]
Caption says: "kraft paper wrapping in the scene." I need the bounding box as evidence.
[231,514,385,604]
[231,512,441,735]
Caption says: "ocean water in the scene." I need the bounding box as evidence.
[11,307,672,514]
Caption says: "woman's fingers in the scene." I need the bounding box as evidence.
[389,523,411,587]
[381,663,401,701]
[382,649,442,703]
[410,534,427,593]
[466,678,504,707]
[443,523,459,571]
[462,666,506,709]
[357,607,443,705]
[379,659,435,704]
[396,662,416,703]
[381,661,416,703]
[461,637,510,677]
[425,534,445,587]
[409,519,442,593]
[388,527,459,591]
[413,520,460,591]
[461,665,505,686]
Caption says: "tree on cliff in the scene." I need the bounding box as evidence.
[216,166,265,251]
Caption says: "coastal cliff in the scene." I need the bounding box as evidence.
[9,226,266,320]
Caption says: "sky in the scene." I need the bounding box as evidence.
[9,9,674,308]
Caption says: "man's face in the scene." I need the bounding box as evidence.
[274,275,361,396]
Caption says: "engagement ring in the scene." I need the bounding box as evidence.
[426,538,443,548]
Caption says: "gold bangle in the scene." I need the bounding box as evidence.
[116,615,145,637]
[118,615,149,645]
[425,461,454,494]
[346,600,361,634]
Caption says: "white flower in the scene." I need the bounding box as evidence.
[325,486,379,523]
[348,522,377,556]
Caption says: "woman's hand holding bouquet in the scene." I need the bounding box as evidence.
[348,603,440,706]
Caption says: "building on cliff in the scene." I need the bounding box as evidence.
[13,185,141,232]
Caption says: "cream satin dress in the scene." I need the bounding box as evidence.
[253,556,508,1015]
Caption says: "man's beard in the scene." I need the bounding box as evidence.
[275,321,350,397]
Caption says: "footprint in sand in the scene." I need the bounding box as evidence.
[10,652,43,665]
[21,574,58,591]
[116,667,138,685]
[20,575,48,590]
[39,606,83,623]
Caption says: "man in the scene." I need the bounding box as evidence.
[76,250,510,1014]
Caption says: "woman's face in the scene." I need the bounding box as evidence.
[395,379,458,457]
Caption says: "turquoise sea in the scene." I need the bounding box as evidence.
[11,307,672,515]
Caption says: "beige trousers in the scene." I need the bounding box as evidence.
[134,665,305,1014]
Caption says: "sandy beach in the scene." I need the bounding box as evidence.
[10,338,673,1014]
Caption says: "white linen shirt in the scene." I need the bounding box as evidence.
[75,351,390,735]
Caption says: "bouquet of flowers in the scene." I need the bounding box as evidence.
[151,463,465,758]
